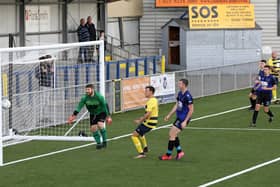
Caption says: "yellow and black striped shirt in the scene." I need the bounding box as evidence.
[267,58,280,76]
[143,97,158,129]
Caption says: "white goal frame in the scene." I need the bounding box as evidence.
[0,40,105,166]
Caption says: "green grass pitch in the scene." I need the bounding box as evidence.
[1,88,280,187]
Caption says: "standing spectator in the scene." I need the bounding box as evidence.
[86,16,96,41]
[77,18,90,63]
[35,55,54,123]
[267,51,280,101]
[98,30,107,51]
[86,16,97,61]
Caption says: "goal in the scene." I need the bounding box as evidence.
[0,40,105,166]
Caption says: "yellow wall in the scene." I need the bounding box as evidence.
[108,0,143,18]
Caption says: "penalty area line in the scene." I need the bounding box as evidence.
[159,126,280,132]
[2,105,248,167]
[198,156,280,187]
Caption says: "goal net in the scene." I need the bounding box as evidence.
[0,41,105,165]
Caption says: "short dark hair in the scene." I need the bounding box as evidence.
[264,65,271,69]
[179,79,189,87]
[86,84,94,89]
[145,86,155,94]
[261,59,267,63]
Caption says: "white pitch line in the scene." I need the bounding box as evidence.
[198,157,280,187]
[159,126,280,132]
[2,105,248,167]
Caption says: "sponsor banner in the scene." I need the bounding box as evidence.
[155,0,250,8]
[189,4,255,29]
[122,77,150,110]
[25,5,51,32]
[150,74,175,97]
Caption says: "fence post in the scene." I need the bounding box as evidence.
[135,59,139,77]
[116,61,120,79]
[28,72,32,104]
[153,57,156,74]
[106,62,110,80]
[85,64,90,83]
[144,57,148,75]
[125,60,129,78]
[64,67,69,99]
[15,73,20,105]
[74,65,79,97]
[96,63,100,82]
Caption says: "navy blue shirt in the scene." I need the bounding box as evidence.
[259,74,276,95]
[176,90,193,121]
[253,70,265,93]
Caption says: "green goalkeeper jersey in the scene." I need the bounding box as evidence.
[75,91,109,116]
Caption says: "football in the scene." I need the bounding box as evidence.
[2,99,11,109]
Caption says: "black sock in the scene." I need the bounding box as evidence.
[166,140,175,156]
[174,137,182,153]
[252,99,256,109]
[266,110,274,117]
[252,110,259,124]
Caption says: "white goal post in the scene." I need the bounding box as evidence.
[0,40,105,166]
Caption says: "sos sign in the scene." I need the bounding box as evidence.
[191,5,218,19]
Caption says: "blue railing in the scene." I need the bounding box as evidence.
[11,56,161,102]
[106,56,160,80]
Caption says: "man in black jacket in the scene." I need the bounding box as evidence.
[86,16,97,62]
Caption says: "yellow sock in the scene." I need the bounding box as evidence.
[139,136,147,148]
[131,136,143,153]
[273,89,277,99]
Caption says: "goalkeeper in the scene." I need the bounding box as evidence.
[68,84,112,149]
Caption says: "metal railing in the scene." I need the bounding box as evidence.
[2,61,258,135]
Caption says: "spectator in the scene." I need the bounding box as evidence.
[77,18,90,63]
[35,55,54,123]
[35,55,54,88]
[98,30,107,51]
[86,16,97,61]
[86,16,96,41]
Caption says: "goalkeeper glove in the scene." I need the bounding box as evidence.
[68,115,76,124]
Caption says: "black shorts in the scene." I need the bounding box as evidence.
[135,124,152,136]
[90,112,107,126]
[173,118,191,130]
[256,92,271,107]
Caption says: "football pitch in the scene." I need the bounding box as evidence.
[1,89,280,187]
